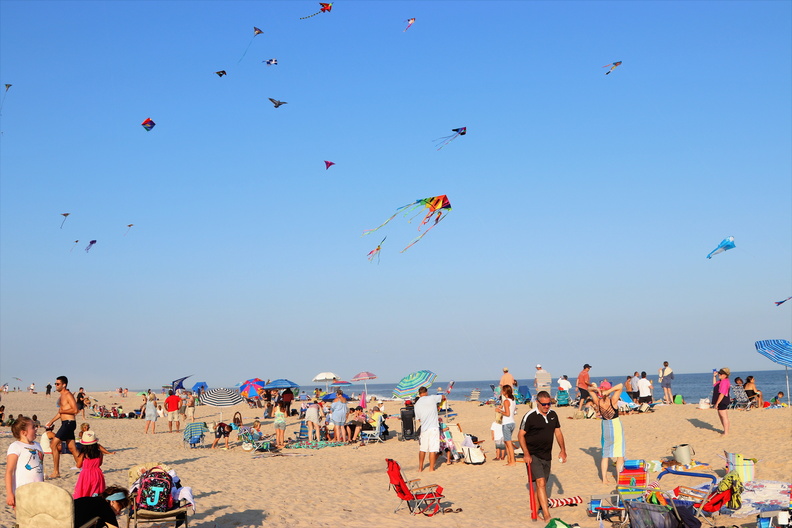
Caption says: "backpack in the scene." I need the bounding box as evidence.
[136,466,174,512]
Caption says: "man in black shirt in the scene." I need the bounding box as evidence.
[518,391,567,522]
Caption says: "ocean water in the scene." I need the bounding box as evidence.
[341,369,790,404]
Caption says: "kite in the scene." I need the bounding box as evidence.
[366,237,386,263]
[269,98,287,108]
[434,127,466,150]
[125,224,134,235]
[215,70,227,77]
[141,118,155,131]
[85,240,97,253]
[70,240,79,253]
[706,236,735,259]
[363,195,451,252]
[324,160,335,170]
[603,61,622,75]
[264,59,278,66]
[60,213,70,229]
[238,27,264,63]
[301,3,332,19]
[0,84,10,114]
[404,18,415,32]
[775,296,792,307]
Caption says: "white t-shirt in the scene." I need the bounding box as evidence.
[558,378,572,391]
[6,440,44,492]
[413,394,443,432]
[491,422,504,442]
[632,376,641,391]
[638,378,652,397]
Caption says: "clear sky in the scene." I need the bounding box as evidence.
[1,1,790,391]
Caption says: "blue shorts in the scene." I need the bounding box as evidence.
[502,422,515,442]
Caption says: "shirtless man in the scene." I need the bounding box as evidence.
[45,375,80,478]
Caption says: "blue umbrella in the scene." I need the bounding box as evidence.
[322,392,351,402]
[240,378,267,398]
[191,381,208,393]
[393,370,437,399]
[755,339,791,405]
[262,379,300,390]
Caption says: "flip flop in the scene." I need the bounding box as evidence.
[455,508,463,513]
[443,508,454,514]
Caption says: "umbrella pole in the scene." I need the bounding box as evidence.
[786,366,790,406]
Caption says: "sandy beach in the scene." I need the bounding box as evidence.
[1,391,790,527]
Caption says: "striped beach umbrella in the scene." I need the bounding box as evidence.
[755,339,791,405]
[199,388,244,421]
[352,371,377,394]
[393,370,437,399]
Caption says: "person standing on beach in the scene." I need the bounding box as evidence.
[414,386,445,472]
[44,376,80,479]
[576,364,592,410]
[164,390,181,433]
[534,365,552,399]
[712,368,731,435]
[630,371,641,402]
[659,361,674,404]
[518,390,567,522]
[185,391,196,422]
[45,383,52,397]
[76,388,87,419]
[588,383,626,484]
[499,367,517,391]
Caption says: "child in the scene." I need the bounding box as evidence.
[273,402,287,448]
[770,392,786,406]
[491,412,505,460]
[5,416,44,508]
[252,420,263,440]
[211,422,232,449]
[31,415,40,429]
[79,423,116,456]
[73,431,106,499]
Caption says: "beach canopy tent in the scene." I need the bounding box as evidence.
[191,381,208,393]
[755,339,791,405]
[312,372,339,393]
[262,379,300,390]
[393,370,437,399]
[171,375,192,392]
[322,392,351,402]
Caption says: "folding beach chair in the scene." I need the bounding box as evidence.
[618,460,648,502]
[182,422,208,449]
[294,420,309,441]
[450,424,485,465]
[465,389,481,402]
[623,499,685,528]
[555,389,570,406]
[239,426,272,452]
[361,415,385,444]
[657,467,718,526]
[386,458,445,516]
[587,493,626,525]
[14,482,101,528]
[729,386,755,410]
[515,385,531,404]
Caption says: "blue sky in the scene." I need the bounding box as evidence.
[1,1,790,390]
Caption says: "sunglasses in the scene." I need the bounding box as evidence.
[538,401,552,407]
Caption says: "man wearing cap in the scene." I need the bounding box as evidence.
[534,364,552,399]
[499,368,517,391]
[576,364,592,411]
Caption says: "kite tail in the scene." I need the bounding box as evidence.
[400,213,447,252]
[362,211,400,236]
[435,134,460,151]
[300,11,322,19]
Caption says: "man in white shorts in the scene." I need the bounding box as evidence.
[413,386,445,472]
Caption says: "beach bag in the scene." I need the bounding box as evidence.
[136,466,174,512]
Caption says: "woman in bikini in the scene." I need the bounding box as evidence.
[743,376,764,408]
[589,383,626,484]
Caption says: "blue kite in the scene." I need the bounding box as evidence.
[706,236,735,259]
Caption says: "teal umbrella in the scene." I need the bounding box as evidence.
[393,370,437,399]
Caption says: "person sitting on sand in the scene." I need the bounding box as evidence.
[743,376,764,408]
[769,392,786,406]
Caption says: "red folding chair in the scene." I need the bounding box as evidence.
[386,458,445,516]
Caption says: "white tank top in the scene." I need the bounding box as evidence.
[502,398,516,425]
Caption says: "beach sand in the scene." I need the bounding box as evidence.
[1,391,790,527]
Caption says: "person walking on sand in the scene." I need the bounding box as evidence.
[712,368,731,435]
[164,390,181,433]
[518,391,567,522]
[44,376,80,479]
[413,386,445,472]
[576,364,592,410]
[659,361,674,404]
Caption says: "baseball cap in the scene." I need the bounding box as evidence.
[584,363,592,369]
[536,364,542,368]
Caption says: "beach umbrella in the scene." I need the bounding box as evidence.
[199,388,244,420]
[171,375,192,392]
[262,379,300,390]
[240,378,267,398]
[352,371,377,394]
[393,370,437,399]
[331,380,352,387]
[755,339,792,405]
[312,372,339,393]
[321,392,351,402]
[191,381,208,394]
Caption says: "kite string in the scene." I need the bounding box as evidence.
[237,36,256,63]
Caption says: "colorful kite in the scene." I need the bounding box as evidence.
[0,84,10,114]
[367,237,386,263]
[434,127,466,150]
[404,18,415,32]
[141,118,155,131]
[301,3,332,19]
[238,27,264,63]
[603,61,622,75]
[324,161,335,170]
[775,296,792,306]
[125,224,134,235]
[264,59,278,66]
[60,213,70,229]
[363,195,451,252]
[269,98,287,108]
[85,240,97,253]
[706,236,735,259]
[215,70,227,77]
